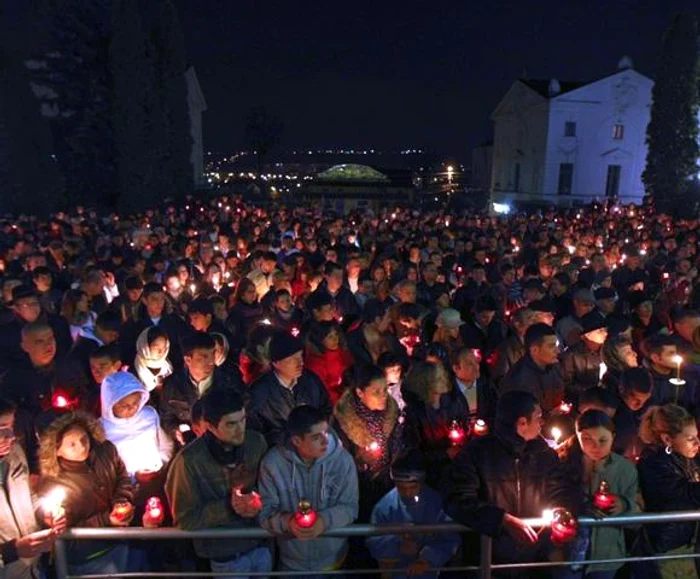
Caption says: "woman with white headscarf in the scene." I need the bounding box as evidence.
[134,326,173,393]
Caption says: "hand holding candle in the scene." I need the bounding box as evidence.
[473,418,488,437]
[42,488,67,532]
[231,486,263,517]
[110,502,134,527]
[448,420,465,446]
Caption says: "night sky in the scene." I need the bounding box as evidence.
[175,0,699,158]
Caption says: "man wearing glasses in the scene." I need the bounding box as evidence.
[0,398,58,577]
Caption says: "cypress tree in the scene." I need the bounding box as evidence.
[643,13,700,214]
[151,0,192,200]
[109,0,156,212]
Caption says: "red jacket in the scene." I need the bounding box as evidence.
[304,346,354,405]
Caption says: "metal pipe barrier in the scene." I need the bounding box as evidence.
[53,511,700,579]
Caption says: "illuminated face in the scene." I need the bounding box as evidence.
[144,292,166,318]
[322,329,340,351]
[577,426,613,462]
[112,392,142,419]
[272,350,304,382]
[22,328,57,367]
[90,357,121,385]
[57,425,90,463]
[621,389,650,412]
[184,348,216,382]
[292,421,330,461]
[356,378,389,412]
[149,337,168,360]
[209,409,246,447]
[532,335,560,366]
[188,312,211,332]
[518,405,543,441]
[14,297,42,323]
[668,424,700,459]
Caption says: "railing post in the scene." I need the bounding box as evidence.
[479,534,492,579]
[54,537,68,579]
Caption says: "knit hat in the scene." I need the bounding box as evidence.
[580,311,607,335]
[269,332,303,362]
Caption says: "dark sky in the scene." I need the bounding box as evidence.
[175,0,699,158]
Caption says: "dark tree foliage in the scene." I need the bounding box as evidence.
[110,0,157,213]
[0,17,61,214]
[643,13,700,214]
[28,0,115,208]
[150,0,193,201]
[244,107,284,198]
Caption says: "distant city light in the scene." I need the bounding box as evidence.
[492,202,511,215]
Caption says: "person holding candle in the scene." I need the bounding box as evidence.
[441,390,578,576]
[258,405,358,576]
[225,278,264,350]
[558,410,639,578]
[0,398,59,579]
[560,312,608,404]
[501,323,565,415]
[612,368,653,461]
[635,404,700,578]
[402,361,469,489]
[366,451,460,579]
[331,364,403,523]
[37,411,135,576]
[643,335,696,410]
[160,332,244,446]
[166,388,271,579]
[133,326,173,394]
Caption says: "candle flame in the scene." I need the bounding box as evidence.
[551,427,562,443]
[542,509,554,525]
[672,355,683,366]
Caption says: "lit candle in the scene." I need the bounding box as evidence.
[295,500,317,529]
[366,440,381,456]
[550,508,578,545]
[551,427,562,448]
[448,420,465,445]
[142,496,164,527]
[290,326,300,337]
[672,354,683,381]
[189,283,196,294]
[52,393,69,409]
[592,480,616,512]
[473,419,488,437]
[558,401,573,415]
[112,502,132,523]
[43,488,66,521]
[261,318,272,326]
[598,362,607,383]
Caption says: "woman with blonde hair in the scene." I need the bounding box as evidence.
[635,404,700,578]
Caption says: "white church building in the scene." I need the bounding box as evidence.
[490,57,653,207]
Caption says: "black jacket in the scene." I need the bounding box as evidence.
[225,302,264,350]
[452,377,497,424]
[346,323,404,366]
[0,312,72,372]
[403,388,469,488]
[247,369,331,446]
[491,334,526,387]
[441,425,576,563]
[501,354,565,413]
[160,367,244,437]
[638,448,700,553]
[560,342,603,402]
[314,285,360,322]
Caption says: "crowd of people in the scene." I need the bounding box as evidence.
[0,195,699,579]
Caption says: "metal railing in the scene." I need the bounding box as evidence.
[54,511,700,579]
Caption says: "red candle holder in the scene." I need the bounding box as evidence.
[51,391,77,410]
[294,500,317,529]
[366,440,382,456]
[142,496,164,527]
[448,420,465,445]
[290,326,300,338]
[550,508,578,545]
[592,480,616,512]
[473,419,488,437]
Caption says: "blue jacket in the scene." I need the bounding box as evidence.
[367,486,459,579]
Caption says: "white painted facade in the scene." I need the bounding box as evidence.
[490,59,653,207]
[185,66,207,188]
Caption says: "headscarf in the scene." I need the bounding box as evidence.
[134,327,173,391]
[211,332,230,367]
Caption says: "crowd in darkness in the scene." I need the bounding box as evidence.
[1,196,700,579]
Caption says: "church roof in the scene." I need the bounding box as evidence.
[519,78,586,98]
